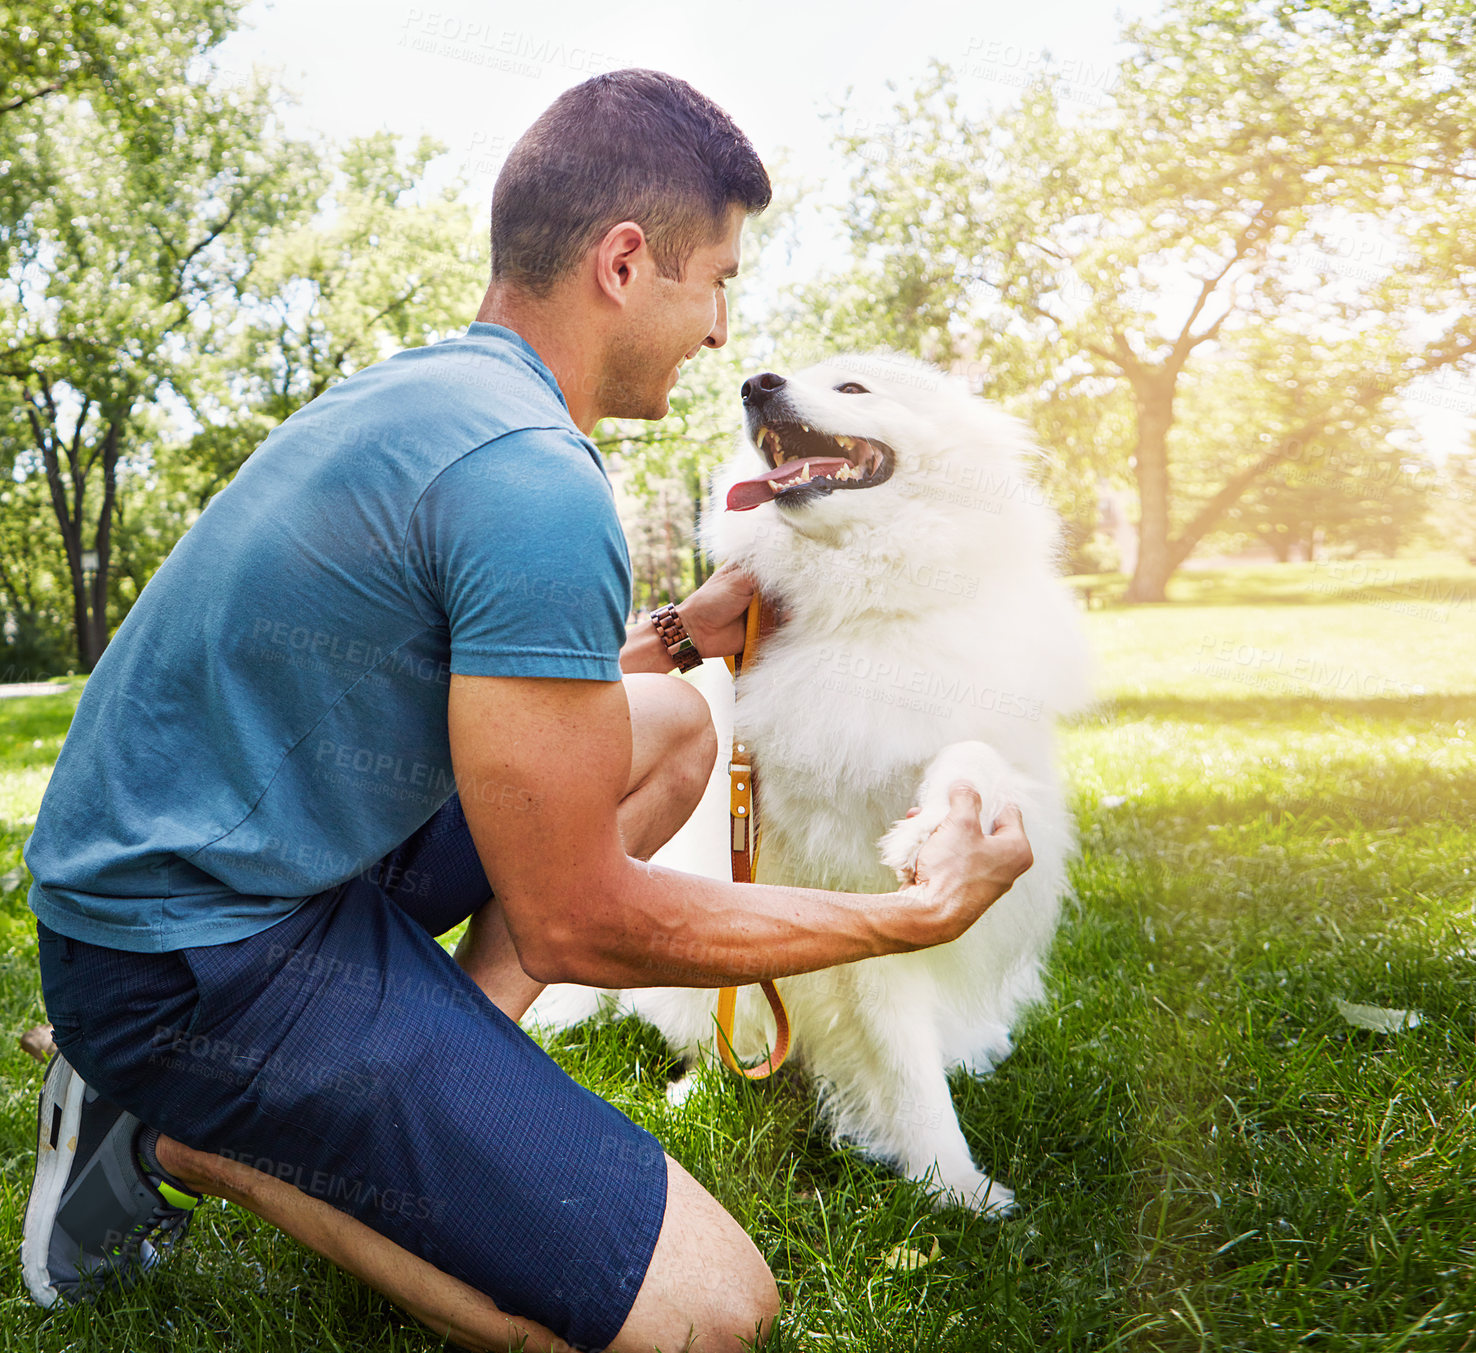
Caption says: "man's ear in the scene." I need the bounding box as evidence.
[592,220,648,306]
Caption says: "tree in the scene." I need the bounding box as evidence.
[1169,337,1435,560]
[800,0,1476,599]
[2,15,485,673]
[0,467,72,678]
[1,2,246,273]
[0,69,314,669]
[175,132,485,509]
[1428,451,1476,565]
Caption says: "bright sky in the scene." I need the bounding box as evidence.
[216,0,1155,198]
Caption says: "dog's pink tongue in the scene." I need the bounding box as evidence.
[725,458,851,512]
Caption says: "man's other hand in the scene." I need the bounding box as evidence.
[677,561,754,659]
[906,786,1034,948]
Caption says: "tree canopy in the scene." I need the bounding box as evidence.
[782,0,1475,598]
[0,7,481,670]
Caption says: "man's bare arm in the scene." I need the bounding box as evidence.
[448,673,1032,990]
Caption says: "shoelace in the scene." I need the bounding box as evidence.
[104,1186,197,1266]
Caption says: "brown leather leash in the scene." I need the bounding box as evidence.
[714,593,792,1079]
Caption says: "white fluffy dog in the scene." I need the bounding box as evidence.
[530,353,1091,1214]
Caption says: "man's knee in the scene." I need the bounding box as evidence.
[723,1257,780,1348]
[679,1236,779,1350]
[616,1155,780,1351]
[666,678,719,798]
[639,1248,779,1353]
[629,672,717,800]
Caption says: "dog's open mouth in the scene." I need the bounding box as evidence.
[726,422,895,512]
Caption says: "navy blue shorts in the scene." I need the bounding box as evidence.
[37,795,667,1352]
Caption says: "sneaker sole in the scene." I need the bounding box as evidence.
[21,1054,87,1309]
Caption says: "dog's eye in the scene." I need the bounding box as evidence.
[835,382,869,395]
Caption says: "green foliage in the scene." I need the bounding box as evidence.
[0,472,71,677]
[0,4,318,669]
[1171,336,1437,559]
[0,12,484,670]
[1427,451,1476,564]
[0,1,246,266]
[177,132,484,506]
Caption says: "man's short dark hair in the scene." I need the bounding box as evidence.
[489,69,771,295]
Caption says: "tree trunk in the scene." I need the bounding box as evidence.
[84,419,121,669]
[1125,379,1176,603]
[689,474,709,589]
[29,386,125,671]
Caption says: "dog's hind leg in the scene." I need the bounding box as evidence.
[522,983,619,1033]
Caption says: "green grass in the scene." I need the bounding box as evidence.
[1,558,1475,1351]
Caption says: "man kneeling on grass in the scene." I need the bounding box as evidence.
[20,68,1032,1353]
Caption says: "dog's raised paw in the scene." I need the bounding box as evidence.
[878,741,1018,882]
[878,808,945,884]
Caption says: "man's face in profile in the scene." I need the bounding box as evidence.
[601,206,745,421]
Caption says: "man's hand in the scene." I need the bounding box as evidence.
[619,562,755,675]
[904,785,1034,949]
[675,560,754,659]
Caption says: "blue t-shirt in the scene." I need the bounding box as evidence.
[25,323,632,953]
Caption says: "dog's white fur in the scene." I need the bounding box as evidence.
[529,353,1090,1213]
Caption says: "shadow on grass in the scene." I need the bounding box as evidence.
[1072,561,1476,611]
[1165,575,1476,609]
[1090,692,1471,727]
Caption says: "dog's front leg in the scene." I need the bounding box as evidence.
[810,992,1015,1216]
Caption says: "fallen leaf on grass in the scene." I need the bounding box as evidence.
[882,1237,941,1271]
[1334,998,1422,1032]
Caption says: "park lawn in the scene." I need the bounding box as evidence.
[0,557,1473,1351]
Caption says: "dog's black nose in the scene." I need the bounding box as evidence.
[741,372,786,404]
